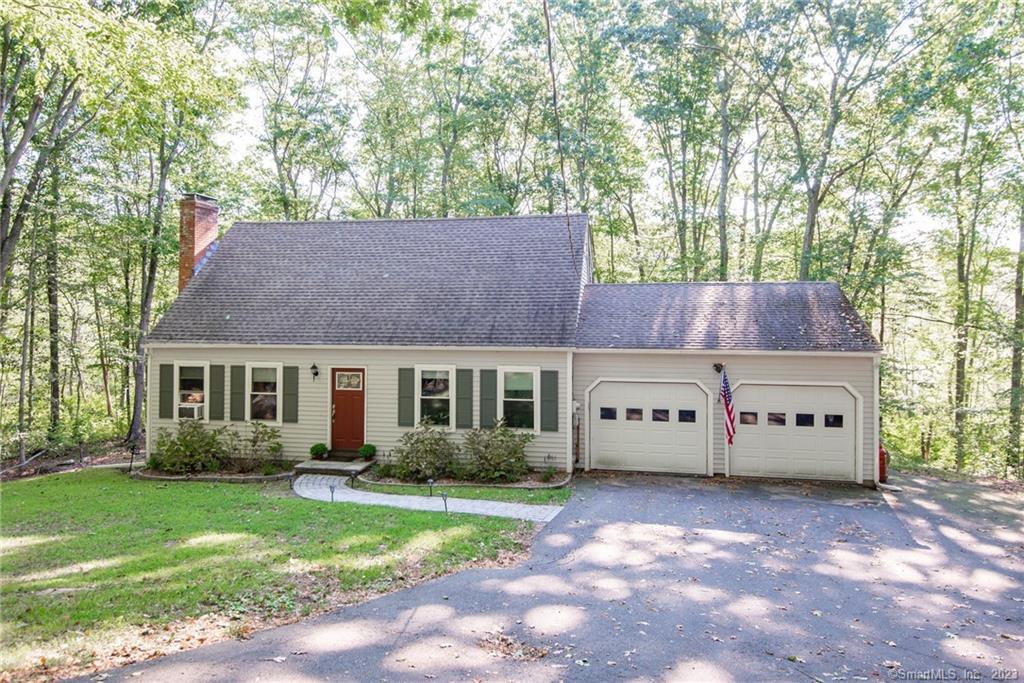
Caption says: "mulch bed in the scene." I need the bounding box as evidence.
[361,469,572,489]
[132,469,293,483]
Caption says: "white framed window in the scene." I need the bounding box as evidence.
[414,365,455,429]
[498,366,540,432]
[246,362,283,424]
[174,361,209,422]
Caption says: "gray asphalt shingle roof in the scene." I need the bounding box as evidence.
[149,214,589,347]
[576,282,881,352]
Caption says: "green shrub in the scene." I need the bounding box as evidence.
[309,443,329,460]
[358,443,377,459]
[462,420,533,483]
[375,462,396,479]
[223,422,284,471]
[152,421,228,474]
[392,421,458,481]
[540,466,557,483]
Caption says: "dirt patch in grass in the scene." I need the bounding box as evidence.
[891,465,1024,492]
[9,534,536,683]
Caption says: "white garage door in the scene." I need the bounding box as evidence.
[589,381,709,474]
[729,384,857,481]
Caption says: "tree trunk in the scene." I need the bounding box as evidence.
[717,71,730,281]
[920,419,933,462]
[93,283,113,418]
[46,166,59,436]
[625,187,645,281]
[1009,200,1024,478]
[798,186,820,280]
[126,135,176,447]
[16,210,39,463]
[951,114,972,472]
[660,133,686,279]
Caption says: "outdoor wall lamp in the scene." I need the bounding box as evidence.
[713,363,724,374]
[310,363,320,381]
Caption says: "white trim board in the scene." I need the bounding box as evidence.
[873,356,881,484]
[565,351,574,473]
[583,377,714,476]
[725,380,865,483]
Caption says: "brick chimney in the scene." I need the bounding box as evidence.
[178,193,219,291]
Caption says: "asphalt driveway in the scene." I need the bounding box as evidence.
[100,474,1024,681]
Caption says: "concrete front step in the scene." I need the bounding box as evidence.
[294,459,373,476]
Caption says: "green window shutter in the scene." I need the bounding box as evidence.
[208,365,225,420]
[282,366,299,423]
[456,369,473,429]
[540,370,559,432]
[230,365,245,421]
[158,364,174,419]
[479,369,497,429]
[398,367,415,426]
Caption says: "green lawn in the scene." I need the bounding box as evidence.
[354,479,573,505]
[0,469,526,678]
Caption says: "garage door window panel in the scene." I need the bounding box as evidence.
[626,408,643,421]
[652,409,669,422]
[600,407,617,420]
[739,411,758,425]
[795,413,815,427]
[825,414,845,428]
[678,409,696,423]
[767,412,787,426]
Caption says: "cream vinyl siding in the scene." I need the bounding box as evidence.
[148,347,569,471]
[572,352,878,483]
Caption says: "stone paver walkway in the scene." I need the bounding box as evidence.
[291,474,563,523]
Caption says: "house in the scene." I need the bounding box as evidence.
[147,194,882,484]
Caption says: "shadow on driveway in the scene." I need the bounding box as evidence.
[100,473,1024,682]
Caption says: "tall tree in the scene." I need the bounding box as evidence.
[236,0,351,221]
[738,0,934,280]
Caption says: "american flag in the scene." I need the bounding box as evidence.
[720,369,736,445]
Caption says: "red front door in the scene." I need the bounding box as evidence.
[331,368,365,451]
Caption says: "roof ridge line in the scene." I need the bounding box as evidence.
[586,281,839,286]
[231,213,589,227]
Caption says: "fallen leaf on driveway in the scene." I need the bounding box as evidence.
[881,660,901,669]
